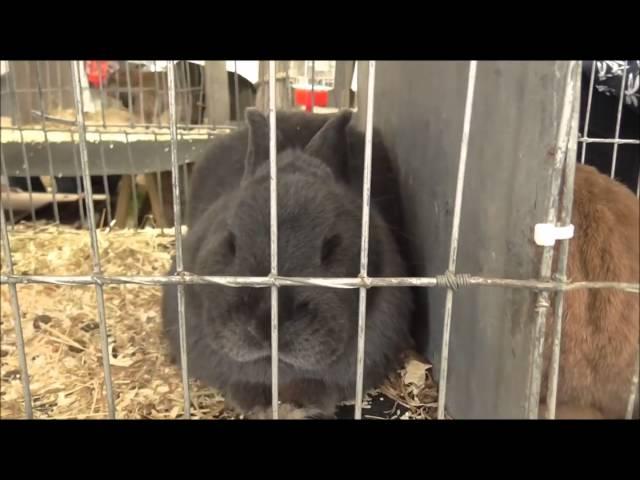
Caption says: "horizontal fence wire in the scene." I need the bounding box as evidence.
[1,60,638,421]
[578,137,639,145]
[1,273,637,293]
[0,124,236,133]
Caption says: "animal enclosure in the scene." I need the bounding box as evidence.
[1,60,638,419]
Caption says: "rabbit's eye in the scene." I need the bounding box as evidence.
[321,234,342,265]
[224,231,236,257]
[295,301,311,315]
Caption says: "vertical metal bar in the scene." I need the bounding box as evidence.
[160,64,169,126]
[1,148,16,228]
[234,61,240,122]
[0,207,33,418]
[178,63,188,127]
[124,137,139,228]
[152,61,161,125]
[310,61,315,112]
[70,143,87,227]
[342,60,352,108]
[182,161,190,207]
[268,60,279,419]
[262,61,268,112]
[579,61,597,164]
[71,61,116,418]
[436,61,478,420]
[285,63,292,108]
[98,139,113,225]
[98,63,107,128]
[526,61,579,419]
[179,62,189,126]
[97,64,111,219]
[55,62,63,111]
[181,164,189,217]
[155,169,164,227]
[67,61,87,226]
[610,61,628,178]
[167,61,191,418]
[184,62,193,126]
[354,60,376,420]
[178,64,190,207]
[625,361,639,419]
[124,63,134,128]
[34,62,60,224]
[138,65,145,124]
[544,64,581,419]
[9,66,36,222]
[197,64,206,125]
[44,61,52,110]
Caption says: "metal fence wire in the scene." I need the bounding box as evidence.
[0,60,638,420]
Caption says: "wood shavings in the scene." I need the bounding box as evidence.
[1,223,439,419]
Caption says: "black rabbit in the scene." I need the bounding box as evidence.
[186,109,408,257]
[162,109,414,419]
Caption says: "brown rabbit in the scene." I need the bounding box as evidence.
[539,163,639,419]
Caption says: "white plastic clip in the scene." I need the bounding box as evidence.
[534,223,575,247]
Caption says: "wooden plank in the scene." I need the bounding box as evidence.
[1,129,230,176]
[114,174,132,228]
[1,191,107,211]
[143,172,168,228]
[358,61,572,418]
[204,61,230,125]
[255,61,291,111]
[329,61,355,108]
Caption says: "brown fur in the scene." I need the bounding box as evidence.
[538,402,605,419]
[540,163,639,419]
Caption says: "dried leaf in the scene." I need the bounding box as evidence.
[403,359,428,387]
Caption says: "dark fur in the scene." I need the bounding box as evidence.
[539,164,639,419]
[186,109,407,257]
[162,109,414,418]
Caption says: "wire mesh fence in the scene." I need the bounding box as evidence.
[1,60,638,420]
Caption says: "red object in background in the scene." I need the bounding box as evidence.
[85,61,112,88]
[294,88,329,112]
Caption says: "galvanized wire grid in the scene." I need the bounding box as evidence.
[1,60,639,420]
[0,61,233,232]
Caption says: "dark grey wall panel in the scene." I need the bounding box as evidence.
[1,134,223,176]
[356,61,570,418]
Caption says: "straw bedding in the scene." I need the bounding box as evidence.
[1,224,439,419]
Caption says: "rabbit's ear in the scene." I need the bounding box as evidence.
[303,109,352,181]
[243,108,284,181]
